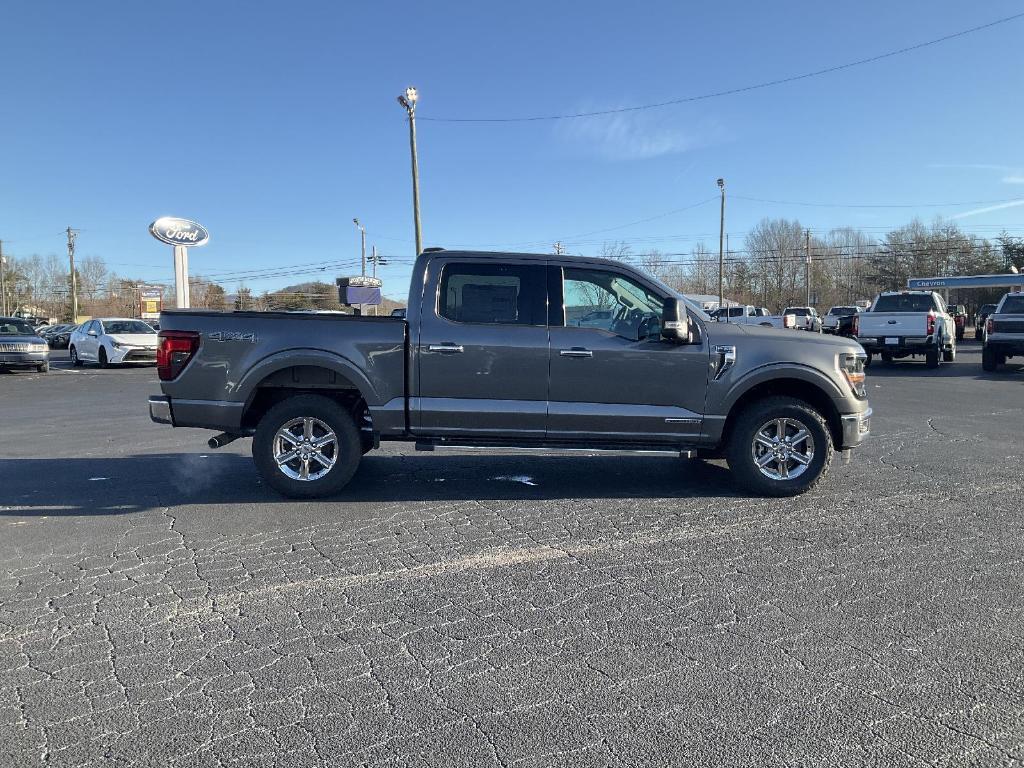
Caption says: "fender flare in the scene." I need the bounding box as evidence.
[718,362,846,415]
[234,348,382,408]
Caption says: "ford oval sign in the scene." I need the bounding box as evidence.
[148,217,210,247]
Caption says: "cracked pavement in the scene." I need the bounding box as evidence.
[1,346,1023,766]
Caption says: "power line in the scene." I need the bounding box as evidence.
[420,12,1024,123]
[732,195,1024,209]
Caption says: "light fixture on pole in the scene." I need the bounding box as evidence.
[353,218,366,277]
[397,86,423,257]
[717,178,726,319]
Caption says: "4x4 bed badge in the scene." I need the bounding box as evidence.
[207,331,257,343]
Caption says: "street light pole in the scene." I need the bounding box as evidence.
[66,227,79,322]
[397,87,423,256]
[0,240,7,316]
[353,218,366,276]
[717,178,726,319]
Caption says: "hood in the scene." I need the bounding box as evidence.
[0,334,46,345]
[108,333,158,346]
[708,321,863,353]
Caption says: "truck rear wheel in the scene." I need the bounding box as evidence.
[253,394,362,499]
[982,346,998,372]
[726,397,833,497]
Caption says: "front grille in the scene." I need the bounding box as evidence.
[992,320,1024,334]
[0,342,31,352]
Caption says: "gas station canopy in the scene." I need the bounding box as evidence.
[907,273,1023,290]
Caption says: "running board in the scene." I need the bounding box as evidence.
[414,438,694,458]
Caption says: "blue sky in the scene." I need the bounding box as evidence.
[3,1,1023,299]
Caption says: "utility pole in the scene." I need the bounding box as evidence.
[553,241,566,256]
[368,246,388,316]
[397,87,423,256]
[805,229,811,306]
[0,240,7,316]
[66,227,79,322]
[717,178,726,318]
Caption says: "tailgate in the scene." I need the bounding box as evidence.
[859,313,927,337]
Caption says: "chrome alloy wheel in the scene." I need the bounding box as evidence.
[751,417,815,481]
[273,417,338,481]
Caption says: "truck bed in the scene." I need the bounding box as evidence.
[157,310,408,432]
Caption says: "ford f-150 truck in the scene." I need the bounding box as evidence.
[149,250,871,497]
[982,291,1024,371]
[858,290,956,368]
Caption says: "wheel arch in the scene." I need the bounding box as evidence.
[719,372,845,450]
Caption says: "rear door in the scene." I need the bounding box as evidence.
[414,258,550,438]
[81,320,101,359]
[547,264,709,443]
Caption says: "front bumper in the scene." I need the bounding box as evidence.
[110,345,158,364]
[149,396,173,425]
[0,350,49,368]
[840,407,872,449]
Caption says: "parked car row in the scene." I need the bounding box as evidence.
[0,317,159,374]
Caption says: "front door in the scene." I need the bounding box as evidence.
[415,259,550,438]
[547,265,709,443]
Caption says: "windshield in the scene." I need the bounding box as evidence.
[872,294,937,312]
[999,296,1024,314]
[0,319,38,336]
[828,307,856,316]
[103,320,156,335]
[979,304,997,314]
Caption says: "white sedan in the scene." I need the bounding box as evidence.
[69,318,159,367]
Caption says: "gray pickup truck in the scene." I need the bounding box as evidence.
[149,249,871,497]
[982,291,1024,371]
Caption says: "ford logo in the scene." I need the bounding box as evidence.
[148,216,210,247]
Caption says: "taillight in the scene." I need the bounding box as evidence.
[986,317,994,335]
[157,331,200,381]
[783,314,795,329]
[926,311,936,336]
[852,314,860,336]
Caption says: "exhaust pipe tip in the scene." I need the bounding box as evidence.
[208,432,240,449]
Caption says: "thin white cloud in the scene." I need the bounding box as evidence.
[952,199,1024,219]
[927,163,1011,171]
[557,110,720,161]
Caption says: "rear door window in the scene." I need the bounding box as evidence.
[438,262,546,326]
[872,294,937,312]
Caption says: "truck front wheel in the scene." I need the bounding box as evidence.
[726,397,833,497]
[253,394,362,499]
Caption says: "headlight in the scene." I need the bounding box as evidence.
[111,341,122,349]
[840,352,867,398]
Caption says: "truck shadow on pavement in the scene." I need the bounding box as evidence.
[0,452,740,517]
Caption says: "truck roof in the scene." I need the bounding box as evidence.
[423,249,637,270]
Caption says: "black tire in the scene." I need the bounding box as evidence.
[864,352,873,368]
[726,396,833,497]
[252,394,362,499]
[956,328,965,342]
[982,346,997,372]
[974,329,982,341]
[70,346,83,367]
[881,352,894,364]
[925,347,939,368]
[37,362,49,373]
[943,341,956,363]
[98,347,109,368]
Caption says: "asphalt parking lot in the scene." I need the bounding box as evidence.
[2,344,1023,767]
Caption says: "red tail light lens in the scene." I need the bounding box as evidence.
[926,311,936,336]
[157,331,200,381]
[986,317,994,335]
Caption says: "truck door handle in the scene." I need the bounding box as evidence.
[428,343,464,353]
[559,348,593,358]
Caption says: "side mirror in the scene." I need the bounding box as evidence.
[661,297,692,343]
[88,330,98,337]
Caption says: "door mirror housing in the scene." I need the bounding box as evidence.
[661,297,692,343]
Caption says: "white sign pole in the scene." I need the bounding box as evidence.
[173,245,190,309]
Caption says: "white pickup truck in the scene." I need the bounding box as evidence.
[858,290,956,368]
[709,305,796,329]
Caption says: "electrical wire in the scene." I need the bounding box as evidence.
[419,12,1024,123]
